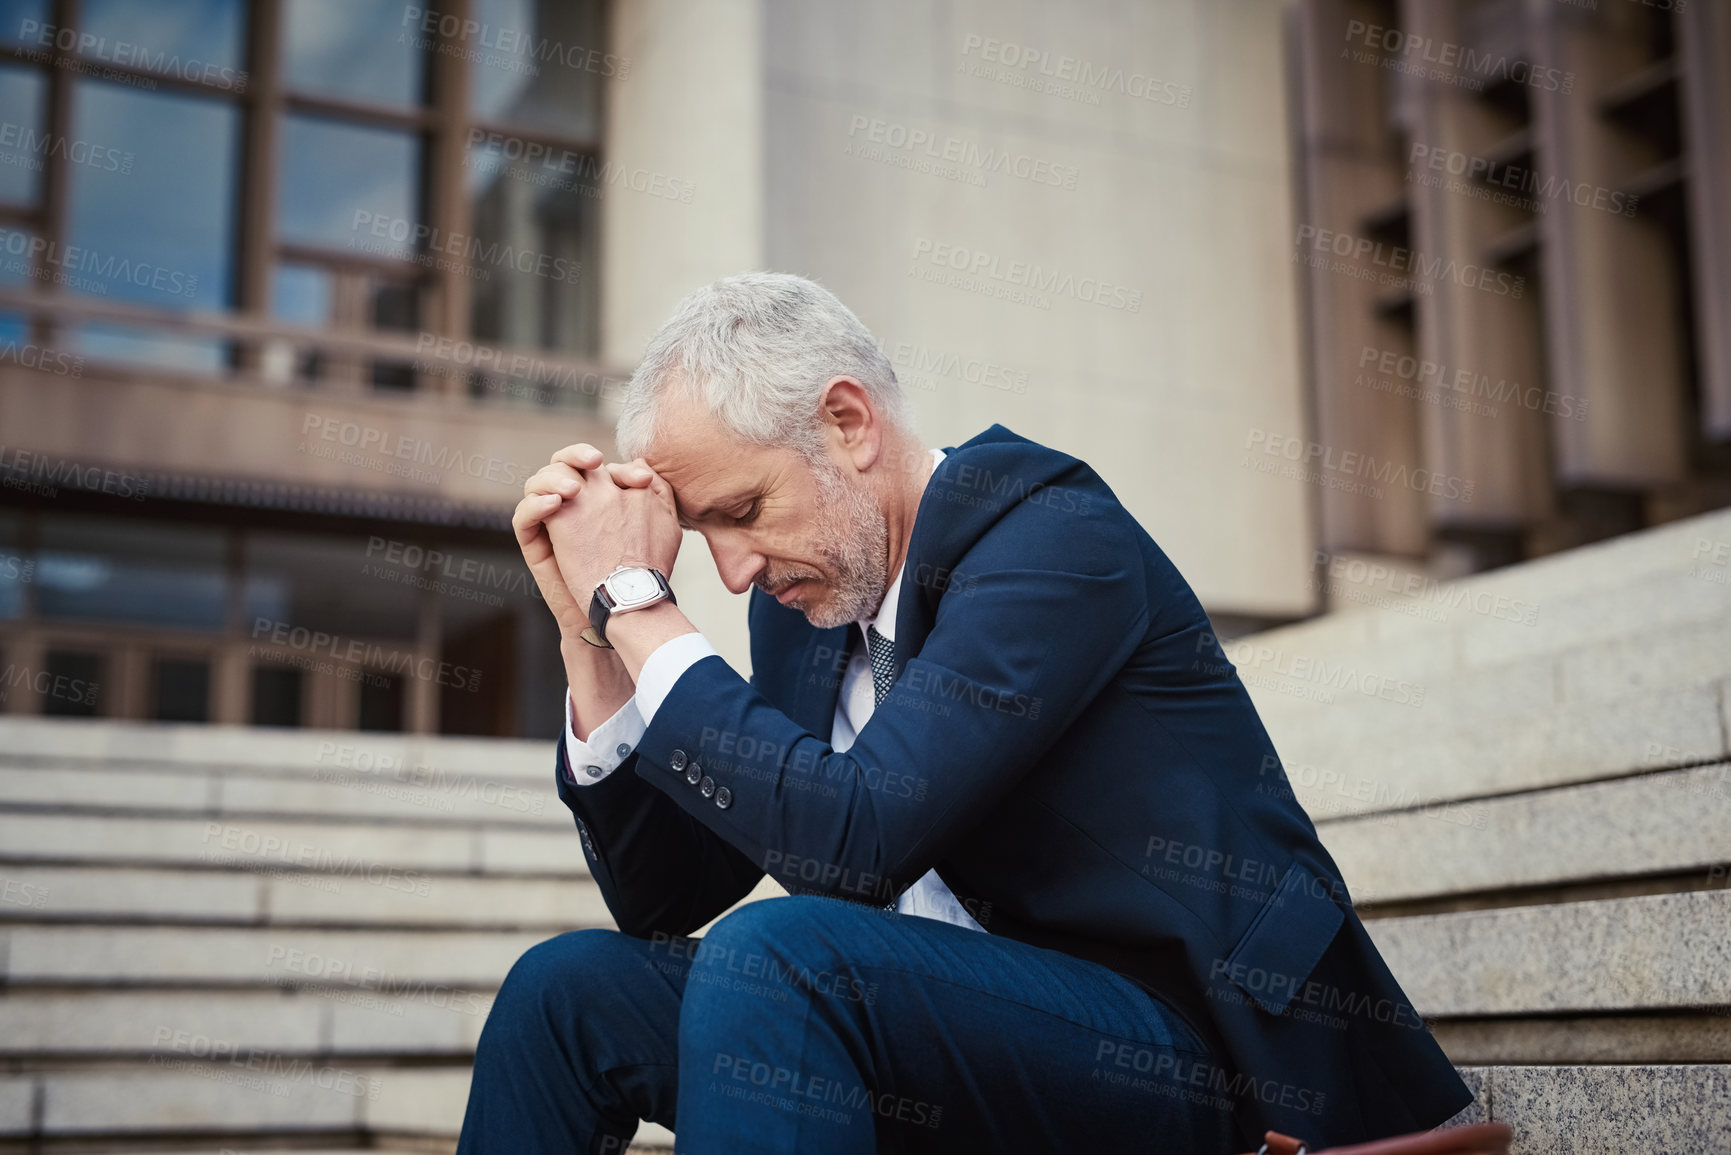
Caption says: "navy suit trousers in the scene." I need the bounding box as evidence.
[456,894,1241,1154]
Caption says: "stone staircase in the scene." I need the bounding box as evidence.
[3,506,1728,1153]
[1236,506,1731,1152]
[0,723,676,1153]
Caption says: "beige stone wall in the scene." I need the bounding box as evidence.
[600,0,766,673]
[601,0,1315,677]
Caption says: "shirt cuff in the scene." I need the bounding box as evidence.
[562,688,647,786]
[634,631,720,726]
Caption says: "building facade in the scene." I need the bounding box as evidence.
[2,0,1725,733]
[0,0,621,735]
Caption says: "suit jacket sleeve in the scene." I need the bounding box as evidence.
[627,503,1151,904]
[555,700,767,939]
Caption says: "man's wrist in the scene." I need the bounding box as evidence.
[604,601,698,681]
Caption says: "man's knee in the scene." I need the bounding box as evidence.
[699,895,847,968]
[494,929,641,1023]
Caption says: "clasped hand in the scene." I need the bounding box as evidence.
[512,444,683,639]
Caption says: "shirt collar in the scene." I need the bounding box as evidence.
[859,446,946,645]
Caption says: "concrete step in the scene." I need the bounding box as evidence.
[0,865,607,928]
[0,759,567,828]
[0,1065,677,1149]
[0,924,553,987]
[0,718,556,775]
[0,988,488,1056]
[1369,890,1731,1018]
[0,811,589,876]
[1268,676,1729,821]
[1438,1014,1731,1066]
[1245,564,1727,720]
[1250,609,1731,752]
[1318,762,1731,904]
[1244,506,1731,669]
[1455,1064,1731,1154]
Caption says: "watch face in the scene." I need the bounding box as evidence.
[609,568,662,606]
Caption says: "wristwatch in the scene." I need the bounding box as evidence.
[584,565,676,648]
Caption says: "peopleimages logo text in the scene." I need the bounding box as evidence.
[911,239,1142,312]
[1295,224,1523,299]
[18,19,248,90]
[1342,20,1573,93]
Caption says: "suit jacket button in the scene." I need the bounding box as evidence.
[699,775,715,798]
[714,786,733,809]
[685,761,702,786]
[670,749,688,772]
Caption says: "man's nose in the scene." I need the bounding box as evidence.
[706,531,764,595]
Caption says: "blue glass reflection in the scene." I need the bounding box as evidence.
[0,65,45,205]
[66,81,237,310]
[69,322,227,374]
[37,516,228,631]
[279,115,420,257]
[470,0,604,138]
[0,0,48,46]
[0,227,34,324]
[286,0,426,108]
[0,511,22,620]
[78,0,244,76]
[272,263,332,324]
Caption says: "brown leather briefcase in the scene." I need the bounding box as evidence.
[1241,1122,1513,1155]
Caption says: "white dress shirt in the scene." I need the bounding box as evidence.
[561,447,985,933]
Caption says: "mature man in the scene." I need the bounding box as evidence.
[459,273,1471,1153]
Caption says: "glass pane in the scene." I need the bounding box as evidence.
[42,650,103,716]
[0,65,46,205]
[469,0,605,139]
[68,321,227,374]
[0,225,34,290]
[152,656,210,722]
[0,510,25,620]
[78,0,246,85]
[245,532,420,641]
[285,0,425,108]
[467,147,597,354]
[357,671,403,731]
[370,278,419,391]
[272,263,332,324]
[279,115,420,256]
[251,664,302,727]
[265,263,332,382]
[1,0,49,46]
[67,81,238,309]
[37,516,228,630]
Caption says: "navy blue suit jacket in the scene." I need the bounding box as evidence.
[557,424,1470,1144]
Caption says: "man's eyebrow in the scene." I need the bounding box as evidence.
[676,491,752,525]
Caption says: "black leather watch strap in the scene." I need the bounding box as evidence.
[586,569,676,648]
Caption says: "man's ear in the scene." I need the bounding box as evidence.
[817,376,881,471]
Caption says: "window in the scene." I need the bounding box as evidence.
[357,670,404,731]
[152,656,212,722]
[251,664,303,727]
[37,516,228,631]
[42,649,102,717]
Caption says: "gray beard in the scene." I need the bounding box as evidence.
[795,457,890,629]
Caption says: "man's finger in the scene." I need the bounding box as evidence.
[550,444,605,469]
[511,492,562,545]
[523,463,585,499]
[605,460,654,488]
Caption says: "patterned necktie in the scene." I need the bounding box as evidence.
[865,624,896,707]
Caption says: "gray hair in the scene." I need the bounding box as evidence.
[614,272,914,464]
